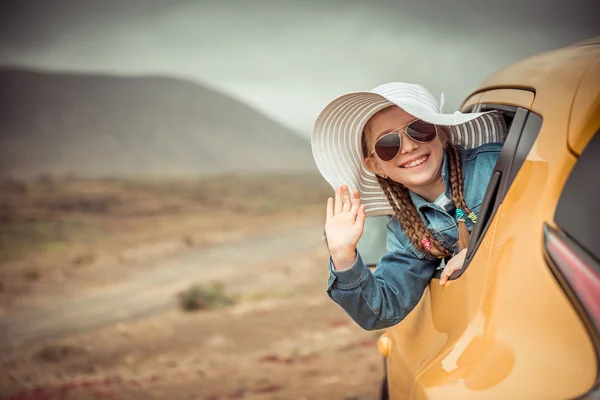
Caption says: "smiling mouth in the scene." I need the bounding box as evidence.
[400,155,429,169]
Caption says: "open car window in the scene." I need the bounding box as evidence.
[357,100,542,278]
[439,103,544,280]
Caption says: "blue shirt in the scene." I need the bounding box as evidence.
[327,142,503,331]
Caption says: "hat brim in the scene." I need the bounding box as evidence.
[311,90,505,217]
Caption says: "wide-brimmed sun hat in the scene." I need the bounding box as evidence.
[311,82,507,217]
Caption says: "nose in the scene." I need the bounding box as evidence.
[399,131,419,155]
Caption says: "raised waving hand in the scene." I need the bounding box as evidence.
[325,185,366,271]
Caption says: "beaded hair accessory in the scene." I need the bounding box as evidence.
[421,238,432,252]
[420,209,479,256]
[456,209,477,223]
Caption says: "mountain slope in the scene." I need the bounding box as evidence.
[0,68,316,178]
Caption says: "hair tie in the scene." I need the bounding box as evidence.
[422,238,432,252]
[468,212,477,222]
[455,209,466,222]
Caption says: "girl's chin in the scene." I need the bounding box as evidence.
[397,174,436,189]
[396,167,436,185]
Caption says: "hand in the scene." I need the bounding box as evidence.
[325,185,366,270]
[439,249,467,286]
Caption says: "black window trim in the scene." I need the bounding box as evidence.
[433,104,543,280]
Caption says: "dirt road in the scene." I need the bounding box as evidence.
[0,176,385,399]
[0,224,326,347]
[1,222,385,400]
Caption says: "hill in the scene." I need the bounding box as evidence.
[0,68,316,178]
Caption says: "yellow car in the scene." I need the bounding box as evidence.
[368,37,600,399]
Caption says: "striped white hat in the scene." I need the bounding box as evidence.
[311,82,506,217]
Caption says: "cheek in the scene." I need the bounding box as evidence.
[432,136,445,151]
[419,141,445,175]
[430,140,445,160]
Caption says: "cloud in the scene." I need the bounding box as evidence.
[0,0,598,135]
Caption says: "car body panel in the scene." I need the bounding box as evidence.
[385,39,600,399]
[569,56,600,155]
[470,39,597,101]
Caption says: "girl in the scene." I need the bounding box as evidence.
[311,82,505,330]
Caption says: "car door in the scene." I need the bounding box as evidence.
[383,41,600,400]
[384,88,543,399]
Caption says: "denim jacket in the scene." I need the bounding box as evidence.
[327,142,503,331]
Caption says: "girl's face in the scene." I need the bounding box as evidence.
[363,106,446,196]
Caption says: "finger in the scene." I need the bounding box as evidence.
[439,266,452,285]
[342,185,351,212]
[326,197,333,220]
[440,273,453,286]
[334,186,342,214]
[439,263,461,286]
[439,273,448,286]
[350,189,361,216]
[355,205,366,230]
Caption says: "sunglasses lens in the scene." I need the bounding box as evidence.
[406,121,438,142]
[375,134,401,161]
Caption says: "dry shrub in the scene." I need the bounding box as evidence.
[34,344,88,363]
[177,282,234,312]
[72,252,96,266]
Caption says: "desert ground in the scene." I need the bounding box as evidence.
[0,174,385,400]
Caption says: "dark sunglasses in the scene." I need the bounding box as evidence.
[368,119,438,162]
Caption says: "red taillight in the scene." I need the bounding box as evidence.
[544,224,600,336]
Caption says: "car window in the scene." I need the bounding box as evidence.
[443,104,543,279]
[357,103,541,277]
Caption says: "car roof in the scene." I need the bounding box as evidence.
[463,37,600,155]
[467,37,600,99]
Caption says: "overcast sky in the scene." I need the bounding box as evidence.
[1,0,599,136]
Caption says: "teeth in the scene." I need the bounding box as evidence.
[402,156,428,168]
